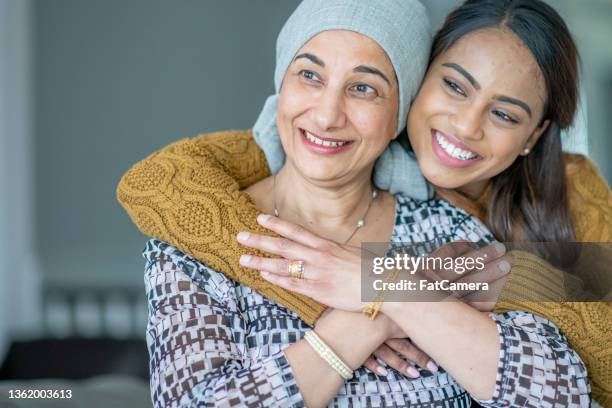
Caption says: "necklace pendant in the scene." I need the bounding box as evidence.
[356,219,365,228]
[274,207,279,217]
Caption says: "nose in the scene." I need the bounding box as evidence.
[448,102,484,141]
[312,87,347,130]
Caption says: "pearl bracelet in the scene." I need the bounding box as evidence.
[303,330,353,380]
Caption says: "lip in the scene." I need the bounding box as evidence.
[299,128,354,155]
[430,129,482,168]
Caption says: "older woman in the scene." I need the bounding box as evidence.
[120,0,590,406]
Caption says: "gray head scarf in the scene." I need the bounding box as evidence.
[253,0,432,199]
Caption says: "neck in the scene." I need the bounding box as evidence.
[456,179,489,201]
[274,165,375,242]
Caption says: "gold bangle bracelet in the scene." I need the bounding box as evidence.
[303,330,353,380]
[362,267,402,320]
[362,300,383,320]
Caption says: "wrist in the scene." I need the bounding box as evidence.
[314,309,386,369]
[380,301,403,317]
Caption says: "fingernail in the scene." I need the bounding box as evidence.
[377,366,388,376]
[498,260,511,273]
[426,361,438,373]
[260,271,269,277]
[258,214,271,224]
[237,232,250,241]
[406,366,420,378]
[494,242,506,255]
[239,255,251,265]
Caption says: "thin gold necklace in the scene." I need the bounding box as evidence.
[272,175,379,245]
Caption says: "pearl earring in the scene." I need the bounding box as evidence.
[522,147,530,156]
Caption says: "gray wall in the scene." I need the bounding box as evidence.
[34,0,300,289]
[28,0,612,323]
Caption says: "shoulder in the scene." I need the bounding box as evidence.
[192,129,253,144]
[564,153,609,190]
[563,153,612,242]
[392,192,495,244]
[143,239,238,305]
[136,129,257,162]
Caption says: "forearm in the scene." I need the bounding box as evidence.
[381,301,499,400]
[284,310,387,408]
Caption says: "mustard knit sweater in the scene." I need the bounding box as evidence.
[117,130,612,404]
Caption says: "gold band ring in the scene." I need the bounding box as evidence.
[288,260,305,279]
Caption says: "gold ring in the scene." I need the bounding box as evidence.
[288,260,305,279]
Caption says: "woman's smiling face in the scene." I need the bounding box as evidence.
[408,28,550,197]
[277,29,399,184]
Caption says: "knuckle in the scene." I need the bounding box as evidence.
[394,360,409,372]
[250,257,264,269]
[279,260,291,274]
[276,238,291,251]
[373,347,389,359]
[414,353,429,367]
[364,358,376,370]
[289,223,304,237]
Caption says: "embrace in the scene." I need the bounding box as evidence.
[118,0,611,406]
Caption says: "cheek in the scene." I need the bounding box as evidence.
[278,82,311,124]
[351,106,396,141]
[487,135,524,168]
[409,85,445,139]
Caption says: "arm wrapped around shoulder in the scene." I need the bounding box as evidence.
[117,130,328,324]
[117,130,269,211]
[116,130,270,278]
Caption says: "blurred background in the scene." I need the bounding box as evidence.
[0,0,610,405]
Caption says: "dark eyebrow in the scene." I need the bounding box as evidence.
[493,95,532,117]
[294,52,325,67]
[443,62,532,117]
[294,53,391,86]
[442,62,480,90]
[353,65,391,85]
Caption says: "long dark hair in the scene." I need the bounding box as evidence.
[431,0,579,242]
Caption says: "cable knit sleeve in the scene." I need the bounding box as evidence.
[143,240,304,408]
[117,130,327,325]
[473,311,590,407]
[564,154,612,243]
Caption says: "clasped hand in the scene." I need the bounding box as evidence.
[237,214,510,378]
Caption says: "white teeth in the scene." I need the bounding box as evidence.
[435,132,477,160]
[304,131,348,147]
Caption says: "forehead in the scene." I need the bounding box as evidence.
[296,30,395,73]
[441,28,547,110]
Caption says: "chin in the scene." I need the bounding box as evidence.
[420,165,466,190]
[295,164,341,182]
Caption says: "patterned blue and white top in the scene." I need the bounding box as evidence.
[143,193,589,407]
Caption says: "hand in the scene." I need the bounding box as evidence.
[364,339,437,379]
[237,214,512,312]
[237,214,366,312]
[315,309,433,378]
[405,241,512,304]
[363,310,496,378]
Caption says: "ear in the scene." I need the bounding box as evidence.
[522,119,550,154]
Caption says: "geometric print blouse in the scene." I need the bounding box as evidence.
[143,193,590,407]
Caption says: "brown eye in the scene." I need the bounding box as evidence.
[299,70,321,83]
[443,78,466,96]
[349,83,378,98]
[492,109,518,124]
